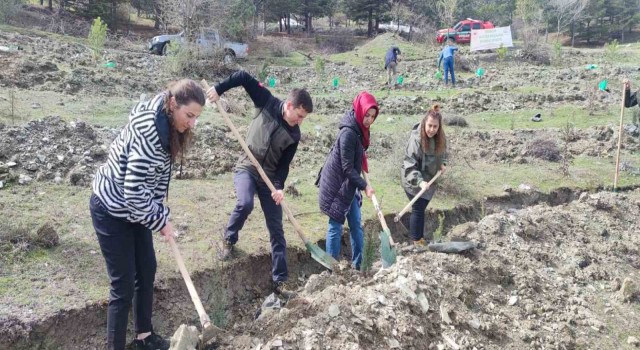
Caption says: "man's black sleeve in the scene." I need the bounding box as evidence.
[625,88,639,108]
[214,70,273,109]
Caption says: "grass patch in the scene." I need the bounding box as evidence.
[467,104,622,130]
[330,32,423,66]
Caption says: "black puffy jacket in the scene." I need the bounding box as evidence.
[318,111,368,224]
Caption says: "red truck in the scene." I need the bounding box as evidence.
[436,18,495,43]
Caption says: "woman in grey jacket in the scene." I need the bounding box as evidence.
[90,80,205,350]
[401,105,447,245]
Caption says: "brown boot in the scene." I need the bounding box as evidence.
[272,280,297,299]
[219,241,234,261]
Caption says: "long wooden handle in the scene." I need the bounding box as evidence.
[362,172,394,244]
[614,83,626,190]
[167,235,212,328]
[394,170,442,222]
[202,80,310,243]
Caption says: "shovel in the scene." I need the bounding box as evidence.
[393,170,442,236]
[362,171,397,268]
[167,235,222,344]
[201,80,337,271]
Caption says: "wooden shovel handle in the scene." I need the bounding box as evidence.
[614,83,626,190]
[394,170,442,222]
[167,235,212,328]
[201,80,310,244]
[362,172,395,245]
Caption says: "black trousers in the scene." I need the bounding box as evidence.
[90,194,157,350]
[404,191,430,241]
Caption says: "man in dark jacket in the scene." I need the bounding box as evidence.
[384,46,401,87]
[318,92,377,270]
[206,71,312,297]
[624,80,639,126]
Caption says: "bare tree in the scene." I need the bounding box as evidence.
[157,0,215,38]
[437,0,457,29]
[549,0,588,43]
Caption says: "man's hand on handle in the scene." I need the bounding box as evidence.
[272,190,284,205]
[206,87,220,103]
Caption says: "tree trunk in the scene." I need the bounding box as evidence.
[154,3,161,29]
[570,21,575,47]
[48,0,52,11]
[367,9,373,37]
[111,0,117,32]
[40,0,43,6]
[287,14,291,35]
[305,13,310,35]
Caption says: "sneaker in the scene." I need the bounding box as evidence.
[132,333,169,350]
[272,280,297,299]
[413,238,428,247]
[219,241,234,261]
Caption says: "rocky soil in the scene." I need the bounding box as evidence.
[216,189,640,350]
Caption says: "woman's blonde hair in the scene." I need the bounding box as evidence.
[419,104,446,155]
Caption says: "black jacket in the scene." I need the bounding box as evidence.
[215,71,299,189]
[318,111,367,224]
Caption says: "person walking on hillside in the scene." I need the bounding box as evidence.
[317,91,378,270]
[206,70,313,298]
[90,80,206,350]
[438,38,459,87]
[401,104,447,246]
[384,46,402,87]
[624,79,639,126]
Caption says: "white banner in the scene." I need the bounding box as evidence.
[470,26,513,51]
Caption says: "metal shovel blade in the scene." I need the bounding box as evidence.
[379,229,397,268]
[305,241,338,270]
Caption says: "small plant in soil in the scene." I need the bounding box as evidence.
[361,230,377,274]
[88,17,108,62]
[433,213,445,243]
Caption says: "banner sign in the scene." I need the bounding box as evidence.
[470,26,513,51]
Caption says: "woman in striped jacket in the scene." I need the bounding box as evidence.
[90,79,205,350]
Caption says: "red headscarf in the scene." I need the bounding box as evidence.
[353,91,379,173]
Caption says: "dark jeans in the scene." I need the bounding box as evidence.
[443,56,455,85]
[405,191,430,241]
[224,170,288,282]
[90,194,157,350]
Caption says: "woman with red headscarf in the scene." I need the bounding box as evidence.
[317,91,378,270]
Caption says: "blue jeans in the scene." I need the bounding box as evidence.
[325,198,364,270]
[224,170,287,282]
[443,56,455,85]
[405,191,430,241]
[90,194,156,350]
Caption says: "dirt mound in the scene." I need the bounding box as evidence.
[0,31,165,95]
[0,116,112,186]
[216,189,640,349]
[0,116,244,186]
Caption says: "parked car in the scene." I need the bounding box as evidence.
[436,18,495,44]
[149,29,249,63]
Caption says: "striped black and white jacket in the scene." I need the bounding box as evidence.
[92,93,172,232]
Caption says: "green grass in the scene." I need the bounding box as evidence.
[467,104,623,130]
